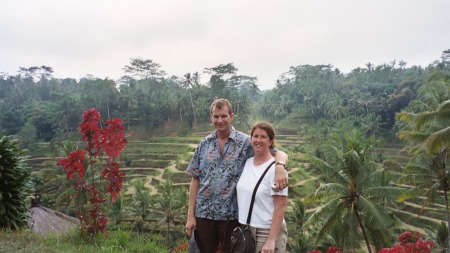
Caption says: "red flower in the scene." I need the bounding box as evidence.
[60,108,127,238]
[327,246,341,253]
[100,118,127,158]
[82,108,101,123]
[57,150,85,179]
[101,162,125,202]
[382,231,435,253]
[416,239,435,253]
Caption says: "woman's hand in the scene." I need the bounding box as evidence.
[260,239,276,253]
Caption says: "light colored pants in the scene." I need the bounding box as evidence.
[249,222,288,253]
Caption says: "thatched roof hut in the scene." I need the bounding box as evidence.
[29,206,79,235]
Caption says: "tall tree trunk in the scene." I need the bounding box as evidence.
[107,97,110,119]
[355,208,373,253]
[444,189,450,252]
[189,90,196,124]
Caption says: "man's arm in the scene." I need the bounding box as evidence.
[274,150,288,190]
[185,177,199,238]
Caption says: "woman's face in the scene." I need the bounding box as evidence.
[251,128,273,153]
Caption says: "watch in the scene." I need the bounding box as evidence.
[276,161,286,168]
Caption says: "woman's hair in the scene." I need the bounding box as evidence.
[210,98,233,115]
[250,121,276,149]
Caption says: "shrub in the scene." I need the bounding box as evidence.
[57,109,127,238]
[0,136,33,230]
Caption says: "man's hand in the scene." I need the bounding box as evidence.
[185,216,196,238]
[275,164,288,190]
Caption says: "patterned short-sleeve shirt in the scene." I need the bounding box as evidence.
[186,126,253,220]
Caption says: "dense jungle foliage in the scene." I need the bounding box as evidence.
[0,50,447,145]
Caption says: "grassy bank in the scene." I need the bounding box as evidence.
[0,229,174,253]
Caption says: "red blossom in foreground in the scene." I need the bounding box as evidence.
[58,108,127,238]
[172,241,188,253]
[80,108,102,156]
[82,108,101,123]
[378,244,405,253]
[327,246,341,253]
[308,246,341,253]
[378,231,435,253]
[100,118,127,158]
[57,150,85,179]
[101,162,125,202]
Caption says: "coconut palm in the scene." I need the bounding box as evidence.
[286,199,314,253]
[153,179,187,246]
[129,178,152,220]
[305,130,409,253]
[397,99,450,251]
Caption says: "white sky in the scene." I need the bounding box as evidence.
[1,0,449,90]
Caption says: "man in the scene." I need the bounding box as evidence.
[185,98,288,253]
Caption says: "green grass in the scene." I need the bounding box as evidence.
[0,228,172,253]
[129,160,171,168]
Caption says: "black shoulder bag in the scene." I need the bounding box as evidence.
[229,161,275,253]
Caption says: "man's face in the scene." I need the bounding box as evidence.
[211,105,234,132]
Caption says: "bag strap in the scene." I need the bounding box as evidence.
[245,161,275,225]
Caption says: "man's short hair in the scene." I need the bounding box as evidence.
[210,98,233,115]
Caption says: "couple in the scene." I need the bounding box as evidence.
[185,98,288,253]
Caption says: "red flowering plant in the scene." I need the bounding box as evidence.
[307,246,342,253]
[378,231,436,253]
[57,108,127,237]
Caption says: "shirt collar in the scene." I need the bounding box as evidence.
[212,126,237,141]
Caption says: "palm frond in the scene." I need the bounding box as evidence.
[343,150,361,180]
[397,130,429,142]
[396,111,416,123]
[312,183,349,201]
[340,212,364,251]
[313,201,347,246]
[307,155,349,184]
[364,186,412,202]
[415,100,450,129]
[358,196,393,229]
[304,197,342,227]
[424,126,450,154]
[399,173,438,187]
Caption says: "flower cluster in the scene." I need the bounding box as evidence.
[57,149,85,179]
[308,246,342,253]
[172,241,188,253]
[58,108,127,237]
[378,231,435,253]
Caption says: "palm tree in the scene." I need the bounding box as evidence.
[397,99,450,251]
[153,179,187,247]
[129,178,152,221]
[305,130,409,252]
[286,199,314,253]
[182,73,197,124]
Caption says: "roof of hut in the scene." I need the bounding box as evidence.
[29,206,79,235]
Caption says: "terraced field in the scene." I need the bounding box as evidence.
[26,134,447,235]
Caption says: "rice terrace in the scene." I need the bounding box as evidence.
[11,124,448,252]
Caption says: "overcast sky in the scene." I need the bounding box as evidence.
[1,0,449,90]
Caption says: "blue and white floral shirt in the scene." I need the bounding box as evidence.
[186,126,254,220]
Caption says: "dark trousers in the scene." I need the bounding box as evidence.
[195,217,240,253]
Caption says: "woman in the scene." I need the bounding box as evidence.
[236,122,288,253]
